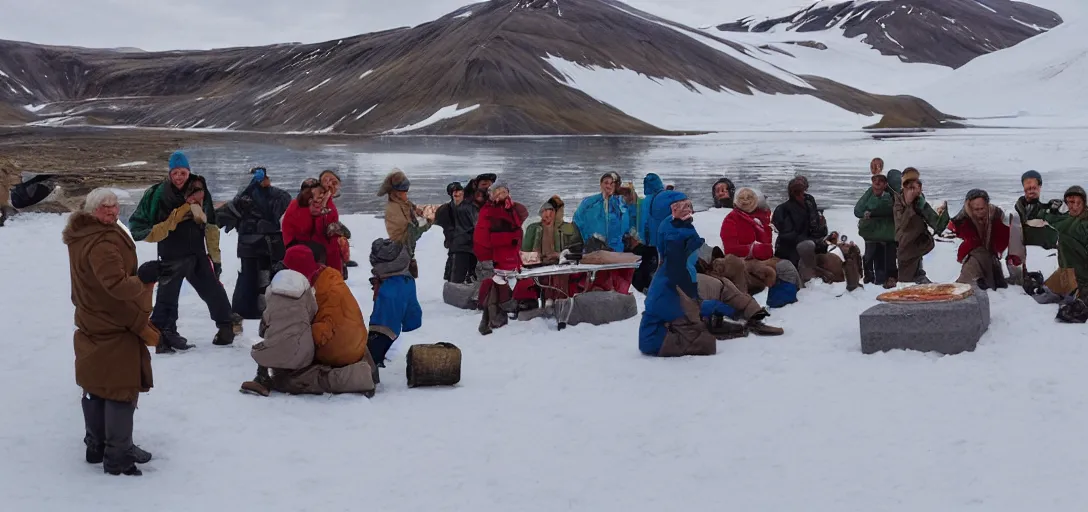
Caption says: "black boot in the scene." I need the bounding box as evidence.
[160,328,193,352]
[213,323,235,346]
[705,315,748,340]
[82,394,106,463]
[105,465,142,476]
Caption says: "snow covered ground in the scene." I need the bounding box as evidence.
[2,203,1087,511]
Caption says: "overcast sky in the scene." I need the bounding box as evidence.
[0,0,802,51]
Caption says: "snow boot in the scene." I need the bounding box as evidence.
[478,306,492,336]
[746,308,784,336]
[240,366,273,396]
[883,277,898,289]
[89,442,151,465]
[705,315,747,340]
[213,323,235,346]
[346,260,359,267]
[159,329,193,352]
[104,464,142,476]
[796,240,818,283]
[231,313,244,335]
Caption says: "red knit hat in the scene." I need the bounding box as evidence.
[283,245,322,284]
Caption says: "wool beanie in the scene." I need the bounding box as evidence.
[283,245,322,284]
[168,151,190,171]
[1065,185,1087,202]
[734,188,759,213]
[901,167,920,185]
[1022,170,1043,185]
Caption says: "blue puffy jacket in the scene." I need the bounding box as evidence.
[639,214,735,355]
[573,193,629,252]
[638,174,665,245]
[644,190,689,255]
[368,275,422,341]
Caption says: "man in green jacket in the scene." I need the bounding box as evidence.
[1016,170,1060,249]
[854,173,897,288]
[521,196,582,308]
[1041,186,1088,294]
[128,151,235,353]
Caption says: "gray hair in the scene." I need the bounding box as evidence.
[83,188,119,213]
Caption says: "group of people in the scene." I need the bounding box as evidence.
[59,148,1088,474]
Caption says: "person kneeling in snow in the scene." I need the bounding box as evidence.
[639,194,736,357]
[240,244,376,397]
[367,239,423,369]
[950,189,1010,290]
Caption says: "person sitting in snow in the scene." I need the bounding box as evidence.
[1015,170,1060,250]
[128,152,235,352]
[573,173,629,253]
[772,176,843,284]
[949,189,1010,290]
[720,187,781,295]
[474,184,529,335]
[890,168,949,284]
[241,244,377,397]
[639,193,737,357]
[696,265,784,337]
[711,177,736,209]
[367,238,423,369]
[855,173,898,289]
[1040,186,1088,296]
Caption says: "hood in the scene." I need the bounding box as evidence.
[643,173,664,196]
[370,238,412,278]
[539,195,566,221]
[62,212,118,245]
[886,169,903,194]
[712,178,735,208]
[650,190,688,221]
[268,269,311,299]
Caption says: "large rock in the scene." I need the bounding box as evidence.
[860,287,990,355]
[553,291,638,328]
[442,281,480,310]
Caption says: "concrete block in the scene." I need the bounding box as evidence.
[442,281,480,310]
[860,287,990,355]
[554,291,638,327]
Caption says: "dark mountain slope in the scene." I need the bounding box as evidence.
[0,0,959,134]
[718,0,1062,68]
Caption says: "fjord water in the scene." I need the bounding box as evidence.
[180,128,1088,216]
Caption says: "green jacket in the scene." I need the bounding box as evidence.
[1043,210,1088,292]
[1015,196,1060,249]
[854,187,895,242]
[522,220,582,255]
[128,179,221,262]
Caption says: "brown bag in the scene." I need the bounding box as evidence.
[658,287,717,357]
[1045,268,1079,296]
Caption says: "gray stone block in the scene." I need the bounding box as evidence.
[859,287,990,355]
[554,291,638,327]
[442,281,480,310]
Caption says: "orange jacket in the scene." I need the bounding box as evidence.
[311,267,367,367]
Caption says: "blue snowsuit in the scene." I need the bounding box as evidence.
[368,275,422,366]
[638,174,666,246]
[573,193,629,252]
[639,210,735,356]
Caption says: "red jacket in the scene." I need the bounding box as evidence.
[951,207,1010,263]
[474,200,527,271]
[281,199,344,273]
[721,208,774,260]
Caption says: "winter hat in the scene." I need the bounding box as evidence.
[734,188,759,213]
[377,168,409,196]
[1021,170,1043,185]
[965,189,990,203]
[475,173,497,184]
[250,166,268,183]
[1064,185,1087,202]
[446,182,463,197]
[539,195,564,214]
[283,244,322,284]
[168,151,190,171]
[901,167,921,185]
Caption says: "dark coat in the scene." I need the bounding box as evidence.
[63,212,157,402]
[216,181,292,259]
[1015,196,1059,249]
[434,200,458,251]
[128,176,219,262]
[451,200,481,254]
[772,194,828,263]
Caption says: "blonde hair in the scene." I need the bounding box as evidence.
[83,188,118,213]
[734,188,759,213]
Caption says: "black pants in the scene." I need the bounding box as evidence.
[863,241,899,283]
[232,257,272,320]
[629,244,658,293]
[368,332,395,368]
[82,394,136,472]
[449,252,477,284]
[151,255,234,332]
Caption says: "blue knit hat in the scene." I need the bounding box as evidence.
[168,151,190,171]
[1021,170,1042,185]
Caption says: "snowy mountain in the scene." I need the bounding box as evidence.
[0,0,1069,134]
[717,0,1062,68]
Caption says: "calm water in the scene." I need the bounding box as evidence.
[140,129,1088,217]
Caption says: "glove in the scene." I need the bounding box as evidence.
[213,261,223,279]
[1049,199,1063,213]
[145,205,193,243]
[137,261,162,284]
[190,203,207,225]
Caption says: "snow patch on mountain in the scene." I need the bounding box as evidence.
[385,103,481,134]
